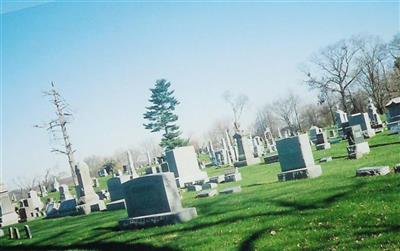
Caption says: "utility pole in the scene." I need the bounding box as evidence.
[37,82,78,186]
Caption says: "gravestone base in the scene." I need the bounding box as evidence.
[319,156,333,163]
[356,166,390,177]
[187,185,202,192]
[363,129,376,138]
[349,142,370,159]
[196,189,218,198]
[119,208,197,229]
[202,183,218,190]
[277,165,322,182]
[77,200,106,215]
[316,143,331,150]
[106,199,126,211]
[233,160,247,168]
[209,175,225,183]
[220,186,241,194]
[224,173,242,182]
[0,212,19,227]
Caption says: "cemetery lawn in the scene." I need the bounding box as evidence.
[2,132,400,250]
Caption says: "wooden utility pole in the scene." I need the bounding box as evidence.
[39,82,78,185]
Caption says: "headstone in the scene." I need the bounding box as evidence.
[221,138,232,165]
[264,128,277,153]
[345,125,370,159]
[38,184,48,197]
[220,186,241,194]
[45,201,59,217]
[0,184,19,227]
[56,198,77,217]
[276,134,322,181]
[106,199,126,211]
[146,152,152,166]
[27,190,43,210]
[264,154,279,164]
[225,129,237,162]
[165,146,208,188]
[385,97,400,134]
[92,178,99,188]
[224,168,242,182]
[98,168,108,177]
[75,162,106,214]
[49,178,60,192]
[356,166,390,177]
[252,136,265,158]
[202,183,218,190]
[209,175,225,184]
[335,105,349,132]
[196,189,218,198]
[308,126,322,144]
[207,141,218,166]
[367,98,383,129]
[8,227,13,239]
[0,228,4,238]
[107,175,131,202]
[59,184,73,201]
[118,172,197,229]
[13,227,20,239]
[233,132,260,167]
[126,150,139,178]
[315,132,331,150]
[348,113,375,138]
[24,225,32,239]
[187,185,202,192]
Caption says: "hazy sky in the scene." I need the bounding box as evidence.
[1,1,399,188]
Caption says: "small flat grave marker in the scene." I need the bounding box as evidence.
[220,186,242,194]
[196,189,218,198]
[356,166,390,177]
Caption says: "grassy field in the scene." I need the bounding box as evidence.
[1,132,400,250]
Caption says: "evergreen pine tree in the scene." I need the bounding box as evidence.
[143,79,186,150]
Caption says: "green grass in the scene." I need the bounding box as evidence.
[2,132,400,250]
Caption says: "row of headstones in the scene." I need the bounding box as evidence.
[5,225,32,240]
[45,162,109,219]
[186,168,242,197]
[335,97,400,137]
[207,130,269,168]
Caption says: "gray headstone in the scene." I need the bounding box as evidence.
[348,113,375,137]
[0,228,4,238]
[8,227,13,239]
[276,134,322,181]
[13,227,20,239]
[165,146,208,188]
[24,225,32,239]
[220,186,242,194]
[119,172,197,228]
[0,184,19,227]
[59,184,73,201]
[107,175,131,202]
[233,133,260,166]
[196,189,218,198]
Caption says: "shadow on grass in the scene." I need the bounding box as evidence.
[332,155,348,160]
[1,241,179,251]
[369,141,400,148]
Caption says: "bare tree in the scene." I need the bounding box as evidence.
[357,36,391,113]
[253,104,280,137]
[222,91,249,132]
[205,118,231,147]
[304,38,362,113]
[36,82,78,185]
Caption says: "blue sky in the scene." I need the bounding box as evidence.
[1,1,399,188]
